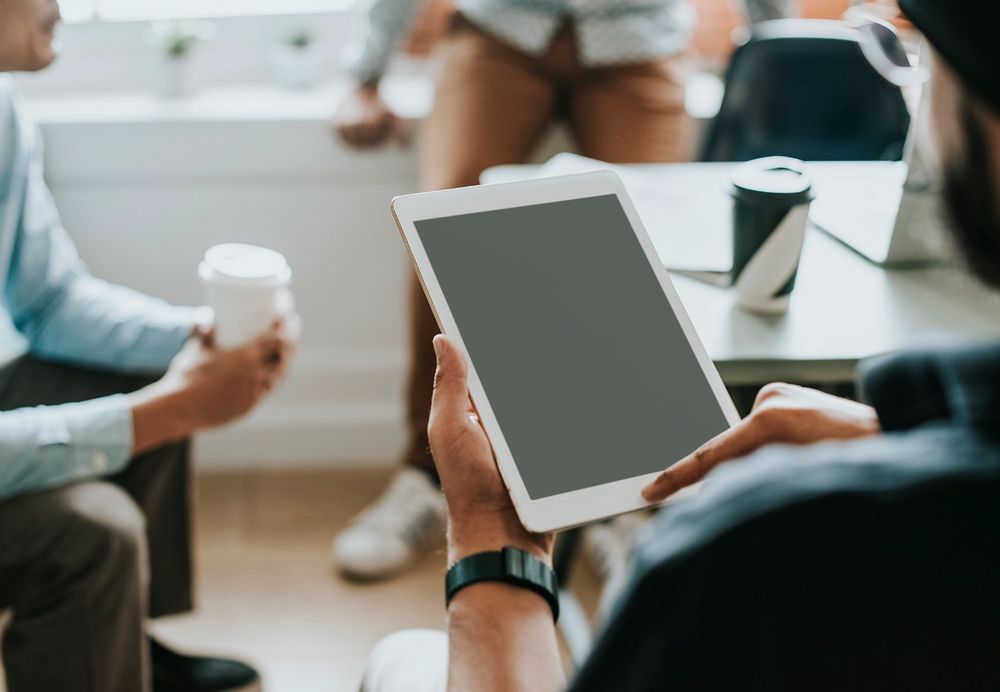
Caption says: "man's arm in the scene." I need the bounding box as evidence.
[0,320,296,501]
[346,0,424,87]
[448,583,564,691]
[741,0,796,24]
[334,0,423,147]
[4,126,201,373]
[428,336,567,691]
[0,395,133,501]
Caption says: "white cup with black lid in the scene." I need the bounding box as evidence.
[730,157,815,314]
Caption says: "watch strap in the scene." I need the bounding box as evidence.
[446,546,560,622]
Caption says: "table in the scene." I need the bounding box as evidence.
[483,163,1000,386]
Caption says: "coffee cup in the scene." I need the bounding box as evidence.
[730,157,815,314]
[199,243,293,348]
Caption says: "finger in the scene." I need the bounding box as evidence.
[193,323,216,348]
[431,335,472,421]
[338,124,360,147]
[392,117,411,147]
[642,418,769,502]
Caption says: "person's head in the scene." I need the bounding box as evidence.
[0,0,61,72]
[898,1,1000,287]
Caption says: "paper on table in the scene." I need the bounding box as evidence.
[534,154,733,274]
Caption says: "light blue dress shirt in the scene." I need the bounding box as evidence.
[346,0,794,84]
[0,76,200,501]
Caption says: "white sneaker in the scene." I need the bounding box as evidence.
[581,511,652,623]
[332,467,446,580]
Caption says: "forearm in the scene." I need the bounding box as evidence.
[447,583,566,692]
[446,517,566,692]
[742,0,796,23]
[0,397,133,501]
[347,0,423,85]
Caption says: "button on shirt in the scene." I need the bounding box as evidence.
[347,0,795,84]
[0,76,200,501]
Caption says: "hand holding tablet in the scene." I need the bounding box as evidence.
[392,171,740,533]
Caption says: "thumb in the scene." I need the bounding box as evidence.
[431,335,470,420]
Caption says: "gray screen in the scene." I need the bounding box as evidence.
[416,194,730,499]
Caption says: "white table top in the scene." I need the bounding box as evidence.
[483,163,1000,384]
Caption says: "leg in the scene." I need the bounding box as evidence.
[0,356,194,618]
[0,482,150,692]
[406,20,560,472]
[333,21,559,580]
[361,629,448,692]
[569,53,695,164]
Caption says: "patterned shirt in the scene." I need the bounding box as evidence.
[0,76,200,501]
[347,0,795,84]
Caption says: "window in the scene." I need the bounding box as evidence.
[59,0,352,23]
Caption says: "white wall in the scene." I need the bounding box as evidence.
[29,87,424,468]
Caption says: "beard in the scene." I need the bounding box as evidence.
[942,100,1000,288]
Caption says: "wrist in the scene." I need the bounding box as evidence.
[447,513,553,566]
[128,379,195,455]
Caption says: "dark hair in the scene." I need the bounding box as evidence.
[943,97,1000,288]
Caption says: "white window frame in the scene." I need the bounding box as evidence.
[18,7,361,96]
[60,0,355,24]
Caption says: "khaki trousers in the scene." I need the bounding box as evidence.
[0,357,193,692]
[404,18,694,470]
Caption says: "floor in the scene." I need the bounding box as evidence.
[154,467,446,692]
[0,466,601,691]
[153,467,600,692]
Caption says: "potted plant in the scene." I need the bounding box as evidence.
[268,30,329,90]
[146,20,215,99]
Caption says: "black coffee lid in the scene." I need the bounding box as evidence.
[730,156,814,206]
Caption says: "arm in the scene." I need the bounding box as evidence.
[429,336,566,691]
[740,0,797,24]
[0,319,299,501]
[346,0,424,87]
[4,127,201,373]
[334,0,424,147]
[0,395,133,501]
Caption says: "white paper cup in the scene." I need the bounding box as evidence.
[199,243,292,348]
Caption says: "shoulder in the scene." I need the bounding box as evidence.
[631,427,1000,576]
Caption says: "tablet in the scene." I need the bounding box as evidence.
[392,171,739,533]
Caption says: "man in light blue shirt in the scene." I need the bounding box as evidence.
[0,2,298,691]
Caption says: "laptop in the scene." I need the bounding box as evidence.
[809,82,954,266]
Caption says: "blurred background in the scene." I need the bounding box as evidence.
[14,0,854,471]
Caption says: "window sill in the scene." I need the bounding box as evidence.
[22,74,434,127]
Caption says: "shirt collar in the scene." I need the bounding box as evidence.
[860,341,1000,433]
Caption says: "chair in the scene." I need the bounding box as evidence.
[699,19,911,162]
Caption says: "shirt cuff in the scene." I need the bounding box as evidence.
[65,393,134,477]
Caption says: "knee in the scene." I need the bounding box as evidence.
[50,483,147,575]
[362,629,448,692]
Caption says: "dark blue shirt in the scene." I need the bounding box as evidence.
[572,342,1000,691]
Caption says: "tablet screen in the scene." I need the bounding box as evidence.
[415,194,730,499]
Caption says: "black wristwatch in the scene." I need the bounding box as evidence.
[446,546,560,622]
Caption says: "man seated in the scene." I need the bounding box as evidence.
[361,2,1000,689]
[0,2,298,691]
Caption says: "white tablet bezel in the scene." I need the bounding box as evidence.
[391,170,740,533]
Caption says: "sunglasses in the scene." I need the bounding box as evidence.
[850,13,931,87]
